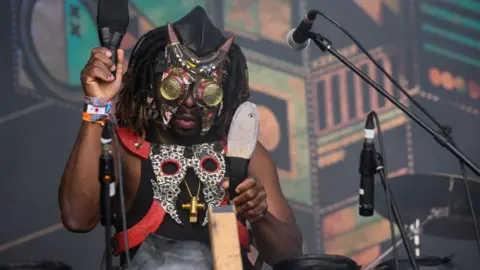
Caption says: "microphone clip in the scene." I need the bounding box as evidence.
[307,31,332,52]
[375,152,385,173]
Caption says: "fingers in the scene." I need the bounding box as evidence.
[235,177,257,194]
[91,47,112,57]
[232,185,257,206]
[89,51,115,71]
[115,49,125,79]
[234,188,267,215]
[81,63,114,83]
[82,47,117,83]
[244,201,268,222]
[87,48,124,78]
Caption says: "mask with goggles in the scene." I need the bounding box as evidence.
[155,22,234,136]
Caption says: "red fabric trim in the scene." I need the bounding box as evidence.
[112,200,165,255]
[220,198,250,251]
[114,127,150,159]
[222,138,228,154]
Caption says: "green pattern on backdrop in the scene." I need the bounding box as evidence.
[66,0,99,86]
[65,0,205,87]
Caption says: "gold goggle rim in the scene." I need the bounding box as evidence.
[199,83,223,107]
[159,77,183,101]
[159,76,224,107]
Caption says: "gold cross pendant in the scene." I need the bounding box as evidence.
[182,197,206,223]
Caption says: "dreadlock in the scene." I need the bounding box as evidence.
[116,26,250,139]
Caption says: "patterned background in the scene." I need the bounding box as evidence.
[0,0,479,269]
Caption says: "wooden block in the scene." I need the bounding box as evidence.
[208,205,243,270]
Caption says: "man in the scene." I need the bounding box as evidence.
[59,6,302,269]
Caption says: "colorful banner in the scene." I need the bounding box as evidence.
[6,1,480,269]
[416,0,480,109]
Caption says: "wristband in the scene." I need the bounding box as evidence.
[83,112,108,126]
[83,96,112,125]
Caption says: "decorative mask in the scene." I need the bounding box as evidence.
[155,22,235,136]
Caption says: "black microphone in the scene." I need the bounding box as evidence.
[100,121,115,226]
[286,10,317,51]
[359,112,377,217]
[97,0,129,78]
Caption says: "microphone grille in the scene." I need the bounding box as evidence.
[97,0,129,32]
[286,29,310,51]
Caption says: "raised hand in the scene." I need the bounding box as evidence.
[80,48,125,100]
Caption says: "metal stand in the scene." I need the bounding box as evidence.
[307,31,480,177]
[308,31,419,269]
[308,30,480,268]
[100,121,116,270]
[376,155,418,270]
[364,208,449,270]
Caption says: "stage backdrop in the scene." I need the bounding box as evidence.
[0,0,479,269]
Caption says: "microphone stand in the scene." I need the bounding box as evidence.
[100,121,116,270]
[375,152,417,270]
[306,31,474,269]
[307,31,480,177]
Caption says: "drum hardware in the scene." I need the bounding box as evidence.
[364,208,447,270]
[411,207,450,258]
[374,174,480,241]
[411,218,421,257]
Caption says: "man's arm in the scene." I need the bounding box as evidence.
[59,47,126,232]
[248,142,303,265]
[58,122,106,232]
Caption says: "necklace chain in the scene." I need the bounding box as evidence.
[158,128,202,199]
[184,179,202,198]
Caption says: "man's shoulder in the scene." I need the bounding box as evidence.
[115,126,150,159]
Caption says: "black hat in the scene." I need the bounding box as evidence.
[172,6,227,57]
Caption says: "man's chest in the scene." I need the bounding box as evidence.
[149,141,228,226]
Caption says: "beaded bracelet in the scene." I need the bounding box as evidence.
[82,96,112,126]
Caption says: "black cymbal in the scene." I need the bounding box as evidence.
[374,173,480,240]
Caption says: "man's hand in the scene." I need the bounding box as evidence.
[80,47,125,99]
[222,177,268,222]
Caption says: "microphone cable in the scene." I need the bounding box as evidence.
[309,9,480,258]
[105,117,132,268]
[371,111,399,270]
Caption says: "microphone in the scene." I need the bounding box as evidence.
[286,10,317,51]
[97,0,129,78]
[359,112,377,217]
[100,121,115,226]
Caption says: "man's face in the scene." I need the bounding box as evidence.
[155,65,225,138]
[155,24,234,137]
[169,89,202,137]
